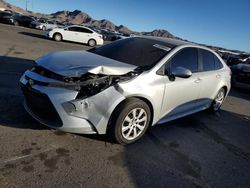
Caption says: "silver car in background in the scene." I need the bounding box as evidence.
[30,19,62,31]
[20,37,231,144]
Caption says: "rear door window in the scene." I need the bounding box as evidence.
[79,28,93,33]
[200,49,215,71]
[214,55,224,69]
[47,21,54,24]
[200,49,223,71]
[68,27,80,32]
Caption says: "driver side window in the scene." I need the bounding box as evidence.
[166,48,198,74]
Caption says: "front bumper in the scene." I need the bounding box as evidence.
[97,38,104,45]
[19,71,125,134]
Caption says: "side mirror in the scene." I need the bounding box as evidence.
[171,66,192,79]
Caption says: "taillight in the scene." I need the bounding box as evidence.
[99,35,103,39]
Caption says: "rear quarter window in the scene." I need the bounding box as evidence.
[200,49,215,71]
[214,55,224,69]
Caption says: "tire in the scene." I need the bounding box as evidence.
[209,88,226,112]
[14,21,19,26]
[88,39,96,47]
[108,98,151,145]
[53,33,62,42]
[42,26,46,31]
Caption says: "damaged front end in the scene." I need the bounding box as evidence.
[21,63,141,134]
[31,65,139,99]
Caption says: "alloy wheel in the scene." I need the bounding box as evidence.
[121,108,148,140]
[213,90,225,111]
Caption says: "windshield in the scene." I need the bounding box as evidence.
[90,37,174,68]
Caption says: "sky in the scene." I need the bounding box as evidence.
[5,0,250,52]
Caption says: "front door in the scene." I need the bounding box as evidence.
[159,47,202,123]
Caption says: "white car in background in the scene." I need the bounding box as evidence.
[30,19,62,31]
[47,25,104,46]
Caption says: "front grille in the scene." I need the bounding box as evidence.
[20,84,63,127]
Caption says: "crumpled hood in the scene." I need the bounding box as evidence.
[35,51,137,77]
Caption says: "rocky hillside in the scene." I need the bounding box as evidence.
[0,0,174,37]
[50,10,91,24]
[141,29,174,38]
[49,10,136,34]
[0,0,28,14]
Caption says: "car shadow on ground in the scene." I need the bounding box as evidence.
[228,87,250,100]
[18,31,47,40]
[18,31,96,48]
[0,56,47,130]
[122,109,250,187]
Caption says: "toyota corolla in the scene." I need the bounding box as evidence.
[20,37,231,144]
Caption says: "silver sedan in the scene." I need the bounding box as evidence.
[20,36,231,144]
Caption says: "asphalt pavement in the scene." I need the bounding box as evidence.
[0,23,250,188]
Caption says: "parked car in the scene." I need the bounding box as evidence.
[231,59,250,89]
[29,18,47,29]
[20,37,231,144]
[46,25,104,46]
[30,19,63,30]
[10,14,36,27]
[0,11,12,23]
[98,29,125,41]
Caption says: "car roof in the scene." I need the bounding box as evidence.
[138,36,193,47]
[69,25,90,28]
[136,36,219,55]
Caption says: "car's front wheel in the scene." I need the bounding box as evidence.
[108,98,151,145]
[88,39,96,47]
[210,88,226,112]
[14,21,19,26]
[53,33,62,42]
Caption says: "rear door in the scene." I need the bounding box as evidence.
[160,47,202,122]
[196,49,224,108]
[62,26,80,42]
[78,27,94,44]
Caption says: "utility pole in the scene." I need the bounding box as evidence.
[25,0,29,11]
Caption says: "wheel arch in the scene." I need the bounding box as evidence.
[107,96,155,132]
[133,96,154,126]
[53,32,63,40]
[88,38,96,44]
[221,85,228,95]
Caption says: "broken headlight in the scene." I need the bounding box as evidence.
[75,72,138,99]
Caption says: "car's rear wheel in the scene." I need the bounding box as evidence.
[210,88,226,112]
[14,21,19,26]
[88,39,96,47]
[53,33,62,42]
[108,98,151,145]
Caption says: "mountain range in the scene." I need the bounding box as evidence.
[0,0,174,37]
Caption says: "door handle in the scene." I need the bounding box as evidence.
[216,74,221,78]
[195,78,202,83]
